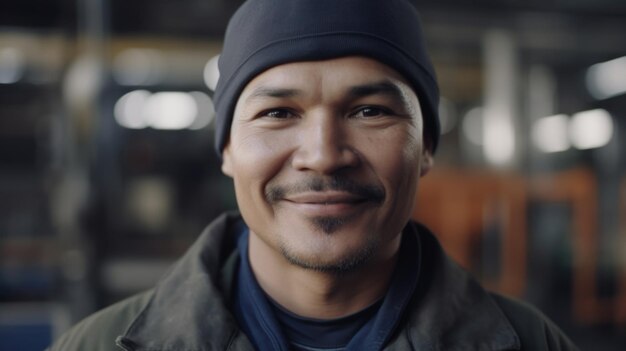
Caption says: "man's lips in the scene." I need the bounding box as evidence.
[283,191,368,205]
[264,177,385,206]
[280,191,373,217]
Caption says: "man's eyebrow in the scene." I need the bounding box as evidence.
[243,81,408,103]
[348,81,406,100]
[244,86,301,102]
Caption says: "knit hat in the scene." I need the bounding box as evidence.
[213,0,440,155]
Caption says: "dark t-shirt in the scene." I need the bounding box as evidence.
[270,296,382,351]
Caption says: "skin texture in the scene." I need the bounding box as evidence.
[222,56,433,318]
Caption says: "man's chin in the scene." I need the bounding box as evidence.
[279,240,377,275]
[309,215,350,234]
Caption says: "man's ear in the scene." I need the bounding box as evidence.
[221,142,233,178]
[419,149,434,177]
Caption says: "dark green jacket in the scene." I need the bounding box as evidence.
[48,212,579,351]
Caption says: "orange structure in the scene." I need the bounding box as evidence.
[413,167,621,325]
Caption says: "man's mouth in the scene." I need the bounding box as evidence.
[284,191,368,205]
[281,191,375,217]
[265,176,385,206]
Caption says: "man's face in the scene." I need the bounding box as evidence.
[222,56,433,273]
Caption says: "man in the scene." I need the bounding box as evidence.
[50,0,579,350]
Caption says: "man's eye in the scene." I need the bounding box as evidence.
[353,106,391,118]
[261,109,295,119]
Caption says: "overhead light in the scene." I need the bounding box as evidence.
[114,90,151,129]
[483,111,515,166]
[570,109,614,150]
[63,55,103,109]
[532,114,570,153]
[203,55,220,91]
[586,56,626,100]
[482,30,517,167]
[188,91,215,130]
[0,47,25,84]
[143,92,198,130]
[462,107,484,145]
[114,90,213,131]
[438,97,457,135]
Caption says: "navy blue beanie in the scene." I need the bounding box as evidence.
[213,0,440,155]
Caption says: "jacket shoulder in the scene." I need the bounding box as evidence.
[48,291,153,351]
[491,294,580,351]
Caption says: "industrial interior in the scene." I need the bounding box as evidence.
[1,0,625,349]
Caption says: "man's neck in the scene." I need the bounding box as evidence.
[247,232,401,319]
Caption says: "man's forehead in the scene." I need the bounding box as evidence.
[241,80,412,104]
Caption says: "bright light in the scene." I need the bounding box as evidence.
[570,109,614,150]
[586,56,626,100]
[462,107,484,145]
[483,115,515,166]
[0,47,25,84]
[203,55,220,91]
[532,114,570,153]
[113,49,163,86]
[114,90,213,130]
[482,30,517,166]
[188,91,215,130]
[114,90,151,129]
[143,92,198,130]
[438,97,457,134]
[63,55,103,109]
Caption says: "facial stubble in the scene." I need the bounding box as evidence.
[266,176,385,274]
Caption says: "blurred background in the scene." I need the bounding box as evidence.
[0,0,625,350]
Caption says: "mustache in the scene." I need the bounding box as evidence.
[265,176,385,204]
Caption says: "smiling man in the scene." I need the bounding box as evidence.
[223,58,431,333]
[50,0,578,350]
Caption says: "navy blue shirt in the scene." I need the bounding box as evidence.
[232,225,422,351]
[270,294,383,351]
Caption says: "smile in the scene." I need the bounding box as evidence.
[282,191,373,216]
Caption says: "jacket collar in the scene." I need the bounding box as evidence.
[388,222,521,351]
[117,212,253,351]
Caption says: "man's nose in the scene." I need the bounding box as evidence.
[291,113,360,174]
